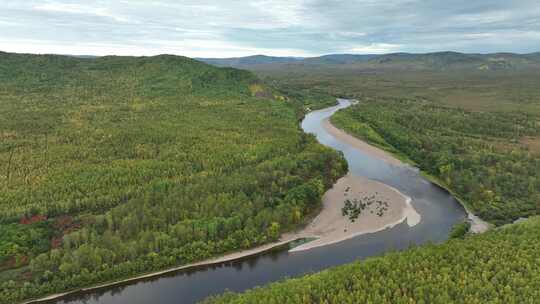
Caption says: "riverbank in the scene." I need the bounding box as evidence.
[23,238,301,304]
[426,173,491,233]
[289,174,420,252]
[23,172,420,303]
[323,118,405,167]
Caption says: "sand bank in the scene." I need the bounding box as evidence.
[323,118,404,167]
[467,211,491,233]
[289,174,420,252]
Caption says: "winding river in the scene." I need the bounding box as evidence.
[51,99,466,304]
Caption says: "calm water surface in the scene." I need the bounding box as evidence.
[54,99,466,304]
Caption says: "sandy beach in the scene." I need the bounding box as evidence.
[323,118,405,167]
[466,208,491,233]
[289,174,420,252]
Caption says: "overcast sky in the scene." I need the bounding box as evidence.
[1,0,539,58]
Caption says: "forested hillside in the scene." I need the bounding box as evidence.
[0,52,346,303]
[331,98,540,224]
[205,216,540,304]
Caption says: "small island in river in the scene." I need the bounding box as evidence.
[288,111,422,252]
[289,174,421,252]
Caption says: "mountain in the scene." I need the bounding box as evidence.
[524,52,540,61]
[196,55,303,67]
[371,51,479,66]
[199,51,540,71]
[69,55,99,59]
[303,54,379,64]
[197,54,378,67]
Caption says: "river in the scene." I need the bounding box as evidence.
[50,99,466,304]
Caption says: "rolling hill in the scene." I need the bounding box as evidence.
[199,51,540,71]
[196,55,303,67]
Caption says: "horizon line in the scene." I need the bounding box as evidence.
[2,49,540,59]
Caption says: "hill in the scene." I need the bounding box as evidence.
[0,52,346,303]
[303,54,378,65]
[199,51,540,71]
[196,55,303,67]
[197,54,377,68]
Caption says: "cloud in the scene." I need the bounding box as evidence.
[248,0,308,29]
[0,0,539,57]
[349,43,402,54]
[33,2,131,23]
[0,37,317,58]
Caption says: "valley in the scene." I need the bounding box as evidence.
[0,50,538,304]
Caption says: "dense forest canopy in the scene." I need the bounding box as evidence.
[0,52,346,303]
[204,216,540,304]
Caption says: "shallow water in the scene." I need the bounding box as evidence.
[53,99,466,304]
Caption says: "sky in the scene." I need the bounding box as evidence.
[1,0,539,58]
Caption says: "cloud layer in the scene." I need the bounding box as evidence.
[0,0,539,57]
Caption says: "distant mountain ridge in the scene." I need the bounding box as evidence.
[196,55,304,66]
[198,51,540,71]
[197,54,377,67]
[3,50,539,71]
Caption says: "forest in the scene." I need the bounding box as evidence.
[0,52,347,303]
[205,216,540,304]
[331,98,539,224]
